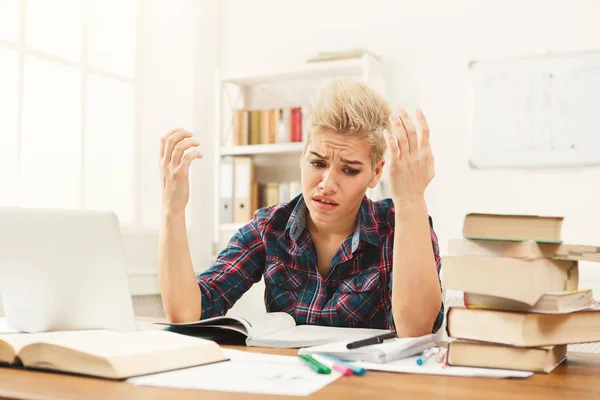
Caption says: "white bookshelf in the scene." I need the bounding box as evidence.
[220,222,245,231]
[220,142,304,156]
[221,58,367,85]
[212,54,387,257]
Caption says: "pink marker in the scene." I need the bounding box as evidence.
[311,354,353,376]
[331,362,353,376]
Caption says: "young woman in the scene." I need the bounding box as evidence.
[158,78,443,337]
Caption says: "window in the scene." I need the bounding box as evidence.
[0,0,138,227]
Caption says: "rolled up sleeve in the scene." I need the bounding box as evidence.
[196,210,267,319]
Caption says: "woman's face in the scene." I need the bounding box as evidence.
[300,130,383,226]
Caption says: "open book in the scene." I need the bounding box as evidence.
[0,330,227,379]
[161,312,391,348]
[299,334,436,363]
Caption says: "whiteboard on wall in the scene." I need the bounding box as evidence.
[469,51,600,168]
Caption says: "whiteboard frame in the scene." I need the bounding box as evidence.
[468,50,600,169]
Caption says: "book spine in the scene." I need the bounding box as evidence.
[290,107,302,142]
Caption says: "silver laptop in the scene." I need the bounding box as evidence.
[0,207,136,333]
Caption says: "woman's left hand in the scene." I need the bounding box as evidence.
[383,108,435,209]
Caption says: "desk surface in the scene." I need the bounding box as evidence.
[1,349,600,400]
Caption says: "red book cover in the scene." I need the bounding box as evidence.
[290,107,302,142]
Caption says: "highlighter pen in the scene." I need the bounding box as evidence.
[416,348,435,366]
[298,354,331,374]
[311,354,353,376]
[316,354,366,376]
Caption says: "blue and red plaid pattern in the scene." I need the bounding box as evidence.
[197,194,444,332]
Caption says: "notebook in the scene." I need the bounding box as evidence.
[298,334,436,363]
[160,312,390,348]
[0,330,227,379]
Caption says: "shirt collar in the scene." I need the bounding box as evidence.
[286,195,381,249]
[357,196,382,249]
[286,196,307,242]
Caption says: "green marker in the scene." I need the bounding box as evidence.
[298,354,331,374]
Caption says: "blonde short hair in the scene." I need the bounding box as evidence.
[305,77,392,169]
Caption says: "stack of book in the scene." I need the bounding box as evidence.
[443,213,600,373]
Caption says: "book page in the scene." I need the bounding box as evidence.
[237,312,296,339]
[27,330,213,358]
[250,325,389,347]
[14,329,226,379]
[1,330,114,355]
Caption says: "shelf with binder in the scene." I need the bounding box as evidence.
[217,163,301,230]
[212,54,387,257]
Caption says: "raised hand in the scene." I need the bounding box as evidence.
[159,128,203,213]
[383,108,434,209]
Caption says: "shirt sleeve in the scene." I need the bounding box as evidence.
[195,209,267,319]
[387,216,445,333]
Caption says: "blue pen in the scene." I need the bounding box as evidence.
[316,354,366,376]
[416,348,435,366]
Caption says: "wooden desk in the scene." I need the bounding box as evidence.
[1,350,599,400]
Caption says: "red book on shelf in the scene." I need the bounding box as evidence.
[290,107,303,142]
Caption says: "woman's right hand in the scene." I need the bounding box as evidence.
[160,128,203,214]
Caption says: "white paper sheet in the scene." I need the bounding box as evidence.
[356,353,533,379]
[129,349,342,396]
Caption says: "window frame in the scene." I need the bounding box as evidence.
[0,0,142,230]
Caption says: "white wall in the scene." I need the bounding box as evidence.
[0,1,202,316]
[205,0,600,302]
[125,0,209,295]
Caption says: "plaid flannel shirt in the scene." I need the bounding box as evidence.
[197,194,444,332]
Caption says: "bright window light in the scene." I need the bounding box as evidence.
[20,55,82,208]
[26,0,83,61]
[85,75,135,224]
[0,48,20,205]
[0,0,20,43]
[87,0,136,78]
